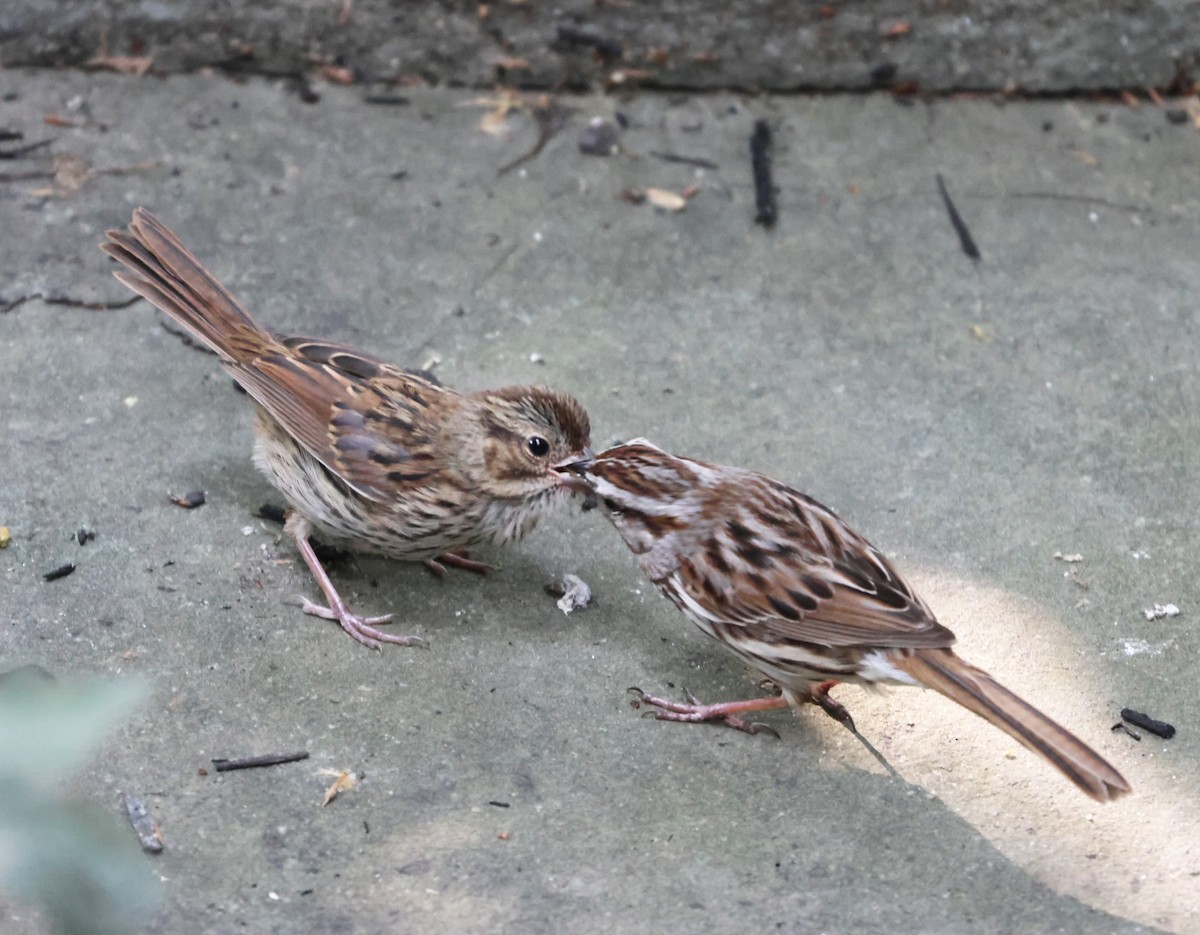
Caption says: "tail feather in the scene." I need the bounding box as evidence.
[894,648,1130,802]
[100,208,266,361]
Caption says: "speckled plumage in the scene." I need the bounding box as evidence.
[102,208,591,649]
[568,439,1130,802]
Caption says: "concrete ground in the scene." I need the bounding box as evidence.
[1,71,1197,933]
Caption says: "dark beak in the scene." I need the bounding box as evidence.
[552,449,594,491]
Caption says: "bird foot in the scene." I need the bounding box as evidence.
[423,551,494,577]
[290,596,426,651]
[807,680,857,733]
[627,687,784,737]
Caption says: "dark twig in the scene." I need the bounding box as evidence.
[498,101,572,177]
[935,173,981,260]
[1,293,141,314]
[0,139,53,160]
[211,751,310,772]
[1120,708,1175,739]
[1111,722,1141,741]
[44,294,141,311]
[363,95,410,106]
[750,119,777,228]
[650,150,719,170]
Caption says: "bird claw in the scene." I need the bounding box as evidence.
[625,686,781,737]
[287,596,426,650]
[424,552,494,577]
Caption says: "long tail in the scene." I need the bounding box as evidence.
[100,208,268,363]
[892,648,1130,802]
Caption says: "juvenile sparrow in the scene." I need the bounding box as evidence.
[559,440,1130,802]
[102,208,592,650]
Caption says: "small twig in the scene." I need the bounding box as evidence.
[2,293,141,314]
[363,94,410,106]
[44,294,141,311]
[935,173,981,260]
[0,169,55,184]
[1111,722,1141,741]
[649,150,719,170]
[750,119,777,228]
[498,101,571,177]
[1120,708,1175,739]
[0,139,53,160]
[211,751,310,772]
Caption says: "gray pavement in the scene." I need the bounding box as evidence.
[5,0,1198,92]
[1,70,1198,933]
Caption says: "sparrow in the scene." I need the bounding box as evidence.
[558,439,1130,802]
[102,208,592,649]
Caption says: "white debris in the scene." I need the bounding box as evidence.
[1053,551,1084,563]
[1121,639,1164,657]
[1142,603,1180,621]
[554,574,593,615]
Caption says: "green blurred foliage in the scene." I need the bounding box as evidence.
[0,668,159,935]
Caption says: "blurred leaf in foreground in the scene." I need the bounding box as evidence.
[0,668,158,935]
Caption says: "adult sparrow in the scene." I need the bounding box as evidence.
[558,440,1130,802]
[102,208,592,650]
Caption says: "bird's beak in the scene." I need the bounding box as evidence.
[552,449,594,491]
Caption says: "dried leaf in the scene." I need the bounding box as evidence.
[1069,149,1099,166]
[970,324,994,344]
[645,187,687,211]
[86,55,154,76]
[466,89,524,135]
[320,769,358,806]
[43,114,76,128]
[883,21,911,39]
[30,154,90,197]
[316,64,355,86]
[492,56,530,70]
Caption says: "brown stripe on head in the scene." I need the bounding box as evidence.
[484,386,591,452]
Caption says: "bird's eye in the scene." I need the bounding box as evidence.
[527,436,550,457]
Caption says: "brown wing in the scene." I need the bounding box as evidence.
[239,336,452,501]
[675,474,955,651]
